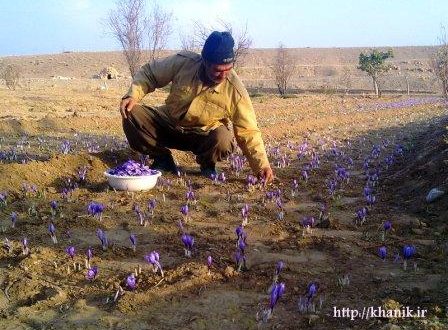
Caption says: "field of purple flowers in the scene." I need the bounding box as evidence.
[0,92,447,329]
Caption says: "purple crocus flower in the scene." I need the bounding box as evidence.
[126,273,137,290]
[301,216,315,228]
[355,207,368,225]
[130,234,137,252]
[86,266,98,281]
[180,204,189,219]
[133,204,145,226]
[235,225,247,247]
[402,245,416,270]
[181,233,194,257]
[275,261,285,276]
[327,179,337,196]
[87,202,105,221]
[241,204,249,226]
[144,251,164,277]
[50,200,58,210]
[77,166,88,183]
[22,237,29,255]
[301,170,309,183]
[306,282,318,301]
[366,193,376,206]
[186,189,196,204]
[66,246,76,260]
[276,199,284,220]
[291,179,299,196]
[218,172,226,183]
[235,250,246,272]
[246,174,258,187]
[402,245,416,259]
[10,212,17,228]
[48,222,57,244]
[0,192,7,207]
[85,247,93,268]
[86,247,93,261]
[207,255,213,275]
[383,221,392,231]
[147,199,157,220]
[270,282,286,310]
[378,246,387,260]
[96,229,108,250]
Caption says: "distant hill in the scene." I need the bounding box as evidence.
[0,46,440,94]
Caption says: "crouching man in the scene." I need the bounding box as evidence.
[120,31,274,183]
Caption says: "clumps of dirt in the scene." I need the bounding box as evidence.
[384,118,448,219]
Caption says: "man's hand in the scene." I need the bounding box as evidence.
[258,166,274,185]
[120,97,137,119]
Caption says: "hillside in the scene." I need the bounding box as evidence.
[0,46,440,94]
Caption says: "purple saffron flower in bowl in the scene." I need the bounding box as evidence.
[105,160,161,191]
[86,266,98,281]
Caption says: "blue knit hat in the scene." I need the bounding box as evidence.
[201,31,235,64]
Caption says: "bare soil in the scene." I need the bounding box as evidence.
[0,79,447,329]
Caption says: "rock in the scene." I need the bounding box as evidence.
[426,188,445,203]
[224,266,237,278]
[306,314,319,325]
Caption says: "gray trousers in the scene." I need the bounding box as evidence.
[122,105,235,167]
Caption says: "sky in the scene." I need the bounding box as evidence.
[0,0,447,56]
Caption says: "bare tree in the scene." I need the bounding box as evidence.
[431,25,448,98]
[147,2,173,61]
[1,64,21,90]
[271,43,295,96]
[179,31,200,52]
[186,20,252,69]
[107,0,146,78]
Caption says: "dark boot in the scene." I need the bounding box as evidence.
[200,163,218,178]
[151,154,178,174]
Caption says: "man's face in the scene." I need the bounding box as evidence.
[205,62,234,84]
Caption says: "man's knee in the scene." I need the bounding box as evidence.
[210,125,235,152]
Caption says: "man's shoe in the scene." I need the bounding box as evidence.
[151,154,178,174]
[200,165,218,178]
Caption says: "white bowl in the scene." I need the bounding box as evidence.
[104,170,162,191]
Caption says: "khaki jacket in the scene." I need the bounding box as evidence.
[124,51,269,173]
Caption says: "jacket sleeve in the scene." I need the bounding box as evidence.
[122,55,181,101]
[232,92,270,174]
